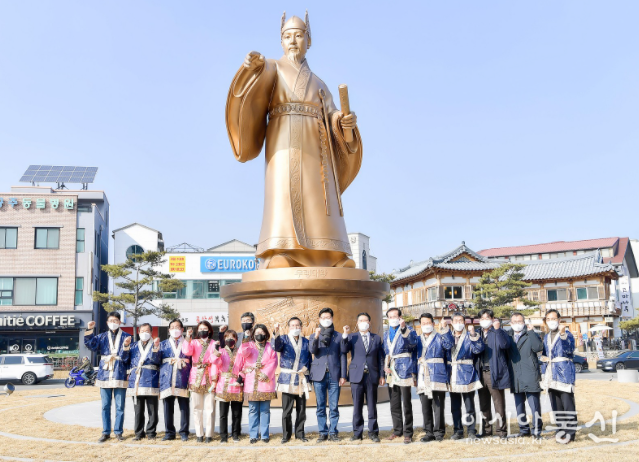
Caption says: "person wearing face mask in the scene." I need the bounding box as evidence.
[232,324,278,444]
[505,312,543,439]
[127,323,162,441]
[341,312,385,442]
[273,317,312,443]
[309,307,348,442]
[415,313,454,443]
[383,307,418,444]
[442,313,484,440]
[84,312,132,443]
[475,308,511,440]
[159,319,192,441]
[211,330,244,443]
[182,320,218,443]
[218,312,255,347]
[540,309,577,444]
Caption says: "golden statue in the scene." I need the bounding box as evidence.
[225,11,362,269]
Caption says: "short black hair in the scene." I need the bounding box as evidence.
[545,309,561,319]
[139,323,152,331]
[386,307,402,317]
[511,312,525,321]
[357,312,371,321]
[251,323,271,342]
[319,307,334,318]
[169,318,183,329]
[420,313,434,322]
[479,309,494,319]
[288,316,302,326]
[452,312,465,321]
[241,312,255,322]
[107,311,121,321]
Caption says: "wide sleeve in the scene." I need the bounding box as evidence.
[182,338,195,357]
[261,346,279,378]
[561,332,575,355]
[440,330,454,350]
[120,335,131,363]
[469,334,485,354]
[377,337,386,373]
[233,347,247,379]
[225,59,278,163]
[273,334,285,353]
[84,330,99,351]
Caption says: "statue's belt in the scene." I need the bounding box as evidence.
[268,103,322,120]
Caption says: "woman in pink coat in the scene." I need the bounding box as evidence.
[232,323,278,443]
[181,320,217,443]
[210,329,243,443]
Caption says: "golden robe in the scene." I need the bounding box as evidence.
[225,56,362,263]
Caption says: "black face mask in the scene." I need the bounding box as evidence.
[241,322,253,332]
[197,330,210,339]
[225,339,237,349]
[254,334,266,343]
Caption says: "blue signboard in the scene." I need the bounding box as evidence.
[200,256,257,273]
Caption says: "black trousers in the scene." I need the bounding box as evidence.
[419,390,446,438]
[133,395,159,438]
[450,391,477,436]
[548,389,577,440]
[389,385,413,438]
[163,396,190,438]
[351,372,379,437]
[219,401,243,440]
[281,392,307,440]
[477,370,507,437]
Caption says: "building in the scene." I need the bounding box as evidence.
[347,232,377,272]
[112,223,257,338]
[389,242,621,339]
[479,237,638,320]
[0,184,109,359]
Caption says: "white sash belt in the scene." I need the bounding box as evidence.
[280,368,310,398]
[101,355,121,371]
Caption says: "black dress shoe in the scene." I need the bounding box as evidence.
[467,433,478,440]
[281,437,290,444]
[220,437,228,443]
[370,435,380,443]
[297,436,309,443]
[329,434,340,442]
[232,436,240,442]
[350,435,363,441]
[147,436,156,441]
[250,438,258,444]
[132,435,143,441]
[420,435,435,443]
[162,434,175,441]
[181,435,188,442]
[262,438,270,443]
[98,434,110,443]
[450,433,464,440]
[317,435,328,443]
[196,437,204,443]
[205,437,213,443]
[435,436,444,442]
[115,435,124,442]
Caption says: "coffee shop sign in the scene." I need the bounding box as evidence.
[0,315,78,328]
[0,197,75,210]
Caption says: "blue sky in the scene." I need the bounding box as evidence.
[1,1,637,272]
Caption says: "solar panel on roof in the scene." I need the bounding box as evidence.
[19,165,99,185]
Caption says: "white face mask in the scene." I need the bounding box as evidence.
[358,322,370,332]
[547,320,559,331]
[422,324,434,334]
[480,319,493,329]
[319,319,333,328]
[511,323,525,332]
[289,328,301,337]
[170,329,183,339]
[108,322,120,331]
[139,332,151,342]
[388,318,400,328]
[453,323,465,332]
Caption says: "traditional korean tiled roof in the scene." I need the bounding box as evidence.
[519,250,618,281]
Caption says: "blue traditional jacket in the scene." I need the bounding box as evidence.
[416,329,453,397]
[159,337,191,399]
[541,330,576,393]
[444,328,484,393]
[274,333,312,398]
[383,326,418,387]
[84,328,131,388]
[127,340,161,399]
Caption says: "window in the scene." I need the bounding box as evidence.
[0,227,18,249]
[126,245,144,261]
[76,229,85,253]
[547,288,568,302]
[35,228,60,249]
[27,356,52,364]
[75,277,84,306]
[0,278,13,306]
[445,286,463,300]
[628,352,639,359]
[362,250,367,270]
[427,287,438,301]
[13,278,58,306]
[530,290,540,302]
[77,204,92,213]
[577,287,599,300]
[3,356,23,364]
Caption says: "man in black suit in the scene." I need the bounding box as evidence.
[341,312,385,443]
[309,307,347,442]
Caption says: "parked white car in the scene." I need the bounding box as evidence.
[0,354,54,385]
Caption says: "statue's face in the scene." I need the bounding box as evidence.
[281,28,308,64]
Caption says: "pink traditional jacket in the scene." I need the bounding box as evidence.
[210,345,243,402]
[232,341,278,401]
[181,338,217,393]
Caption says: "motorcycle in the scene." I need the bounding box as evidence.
[64,366,96,388]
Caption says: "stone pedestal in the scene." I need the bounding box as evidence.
[220,267,390,406]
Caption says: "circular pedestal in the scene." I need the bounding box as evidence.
[617,369,639,383]
[220,267,390,406]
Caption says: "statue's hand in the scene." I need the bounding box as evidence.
[340,112,357,130]
[244,51,265,72]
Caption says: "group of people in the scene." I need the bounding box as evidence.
[84,306,577,445]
